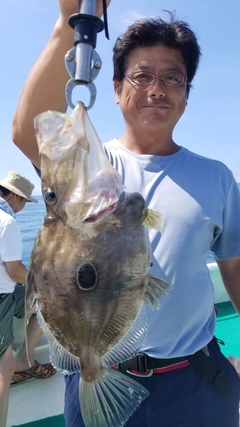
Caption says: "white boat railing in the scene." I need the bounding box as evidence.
[207,261,230,304]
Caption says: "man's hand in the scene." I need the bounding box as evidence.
[58,0,111,19]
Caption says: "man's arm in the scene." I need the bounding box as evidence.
[5,260,27,285]
[12,0,111,170]
[217,256,240,314]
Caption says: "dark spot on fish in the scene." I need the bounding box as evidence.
[77,263,98,291]
[43,188,57,205]
[150,262,153,267]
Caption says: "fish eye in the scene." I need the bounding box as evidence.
[43,188,57,205]
[77,263,98,291]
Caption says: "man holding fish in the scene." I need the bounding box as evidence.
[12,0,240,426]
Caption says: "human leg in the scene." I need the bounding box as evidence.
[12,285,56,380]
[0,346,15,427]
[11,284,41,370]
[13,311,56,380]
[15,312,43,371]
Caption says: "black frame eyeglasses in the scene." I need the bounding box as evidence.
[124,71,186,87]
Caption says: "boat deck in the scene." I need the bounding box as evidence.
[8,301,240,427]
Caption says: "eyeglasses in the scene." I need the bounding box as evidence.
[124,71,186,87]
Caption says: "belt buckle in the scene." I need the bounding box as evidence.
[136,353,148,371]
[127,353,153,377]
[126,368,154,377]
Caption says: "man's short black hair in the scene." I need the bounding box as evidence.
[0,186,11,197]
[113,14,201,98]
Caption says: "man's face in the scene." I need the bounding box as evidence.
[9,194,27,213]
[15,196,27,213]
[114,45,187,136]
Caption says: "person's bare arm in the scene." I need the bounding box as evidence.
[5,260,27,285]
[12,0,111,170]
[217,256,240,314]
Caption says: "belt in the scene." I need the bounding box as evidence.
[115,353,190,377]
[114,343,232,396]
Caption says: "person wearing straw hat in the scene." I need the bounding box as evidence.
[0,171,38,205]
[0,172,56,427]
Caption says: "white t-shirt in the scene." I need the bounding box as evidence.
[103,140,240,358]
[0,209,22,293]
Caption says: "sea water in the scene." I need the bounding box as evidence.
[16,195,46,266]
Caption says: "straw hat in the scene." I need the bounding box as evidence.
[0,172,38,203]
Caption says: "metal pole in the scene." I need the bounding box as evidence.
[68,0,103,84]
[77,0,97,82]
[80,0,97,15]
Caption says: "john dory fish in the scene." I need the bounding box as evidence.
[26,102,170,427]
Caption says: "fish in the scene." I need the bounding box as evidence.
[26,102,170,427]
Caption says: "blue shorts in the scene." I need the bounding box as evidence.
[64,338,240,427]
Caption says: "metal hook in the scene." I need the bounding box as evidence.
[65,80,97,110]
[64,47,102,110]
[64,0,105,110]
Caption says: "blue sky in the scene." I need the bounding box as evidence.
[1,0,240,194]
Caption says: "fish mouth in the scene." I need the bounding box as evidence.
[82,191,126,224]
[83,202,117,223]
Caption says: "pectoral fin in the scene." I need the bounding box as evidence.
[144,275,171,308]
[142,209,164,233]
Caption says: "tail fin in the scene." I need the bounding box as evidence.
[80,368,149,427]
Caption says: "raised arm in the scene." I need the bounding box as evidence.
[12,0,111,170]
